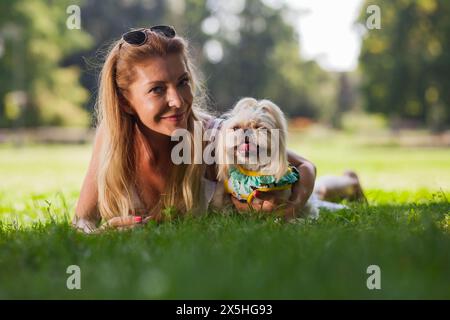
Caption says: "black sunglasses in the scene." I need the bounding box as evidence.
[122,25,176,46]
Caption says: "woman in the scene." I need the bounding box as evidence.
[72,25,317,233]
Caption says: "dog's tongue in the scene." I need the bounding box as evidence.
[239,143,250,152]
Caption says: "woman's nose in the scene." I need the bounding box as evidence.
[167,87,183,108]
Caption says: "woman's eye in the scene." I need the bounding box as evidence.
[179,77,190,87]
[149,86,165,95]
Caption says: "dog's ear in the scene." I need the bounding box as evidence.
[264,126,288,181]
[258,100,288,180]
[259,100,287,134]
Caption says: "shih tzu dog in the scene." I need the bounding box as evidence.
[211,97,319,219]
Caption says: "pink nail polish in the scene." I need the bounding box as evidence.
[134,216,142,223]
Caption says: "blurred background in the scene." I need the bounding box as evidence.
[1,0,449,133]
[0,0,449,211]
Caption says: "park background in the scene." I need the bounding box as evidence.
[0,0,449,299]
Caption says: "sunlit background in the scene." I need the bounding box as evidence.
[288,0,364,72]
[0,0,449,195]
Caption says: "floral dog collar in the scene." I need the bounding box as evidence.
[224,164,300,204]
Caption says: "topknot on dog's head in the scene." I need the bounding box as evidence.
[228,98,287,134]
[231,97,259,115]
[256,99,287,133]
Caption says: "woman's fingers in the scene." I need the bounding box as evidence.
[258,199,276,211]
[230,192,280,212]
[231,196,252,212]
[107,216,143,228]
[75,215,161,234]
[229,194,299,221]
[72,217,99,234]
[252,190,288,211]
[94,216,145,232]
[143,215,162,223]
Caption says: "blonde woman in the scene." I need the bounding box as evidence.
[72,26,318,233]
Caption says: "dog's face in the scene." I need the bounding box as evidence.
[227,109,275,170]
[217,98,288,180]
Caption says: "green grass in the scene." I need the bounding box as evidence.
[0,132,449,299]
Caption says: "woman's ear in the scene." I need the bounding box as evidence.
[118,92,137,117]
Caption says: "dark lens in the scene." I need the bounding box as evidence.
[150,25,176,38]
[123,30,147,45]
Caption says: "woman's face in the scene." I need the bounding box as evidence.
[124,53,193,136]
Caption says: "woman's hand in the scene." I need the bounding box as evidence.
[230,150,317,220]
[72,216,99,234]
[98,215,145,232]
[284,150,316,219]
[98,214,165,232]
[230,190,285,212]
[230,190,297,220]
[72,214,159,234]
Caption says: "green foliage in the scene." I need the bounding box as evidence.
[265,39,337,118]
[1,0,340,127]
[0,0,93,127]
[4,0,449,130]
[358,0,450,130]
[166,0,337,118]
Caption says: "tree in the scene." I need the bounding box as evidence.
[0,0,93,128]
[176,0,336,119]
[333,73,354,129]
[63,0,168,119]
[358,0,450,131]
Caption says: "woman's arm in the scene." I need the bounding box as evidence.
[287,149,316,209]
[73,123,157,233]
[281,150,317,219]
[72,124,105,232]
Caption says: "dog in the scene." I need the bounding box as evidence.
[211,97,319,219]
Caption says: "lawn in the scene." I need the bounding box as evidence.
[0,130,449,299]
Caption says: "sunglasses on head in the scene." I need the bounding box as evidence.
[122,25,176,46]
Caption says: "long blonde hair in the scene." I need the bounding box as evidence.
[95,29,208,221]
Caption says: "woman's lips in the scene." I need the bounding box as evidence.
[160,111,185,122]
